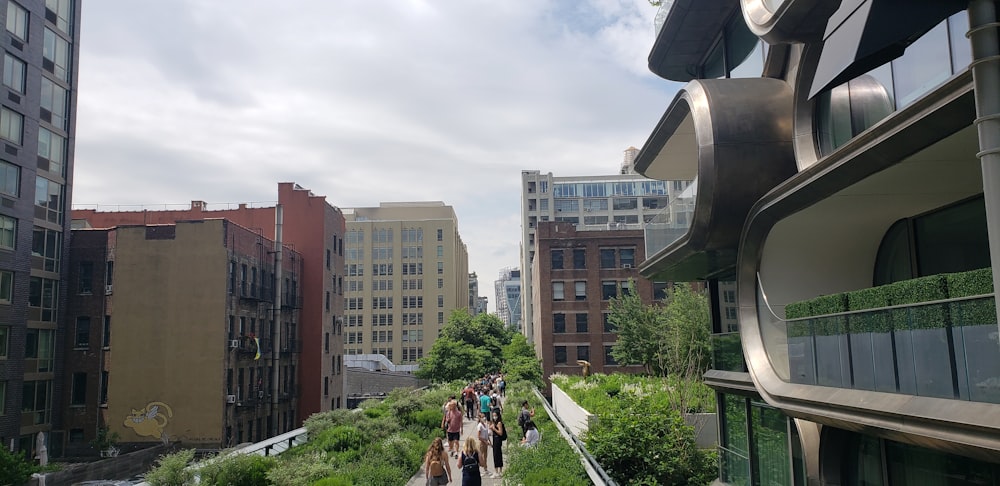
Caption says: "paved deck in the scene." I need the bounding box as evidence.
[405,408,510,486]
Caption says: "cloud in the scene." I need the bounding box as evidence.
[73,0,679,311]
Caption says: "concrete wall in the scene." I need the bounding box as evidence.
[345,369,428,398]
[551,383,594,437]
[30,444,175,486]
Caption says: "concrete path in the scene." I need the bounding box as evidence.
[405,407,509,486]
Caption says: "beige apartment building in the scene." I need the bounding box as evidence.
[342,202,469,364]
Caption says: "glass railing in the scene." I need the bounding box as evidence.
[712,332,746,372]
[644,177,696,257]
[766,295,1000,403]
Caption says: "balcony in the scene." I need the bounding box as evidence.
[644,179,696,257]
[772,295,1000,403]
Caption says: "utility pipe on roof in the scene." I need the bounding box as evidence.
[270,204,283,436]
[967,0,1000,338]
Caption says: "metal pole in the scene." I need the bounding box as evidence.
[270,205,283,436]
[967,0,1000,336]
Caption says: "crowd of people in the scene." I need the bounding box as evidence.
[424,373,542,485]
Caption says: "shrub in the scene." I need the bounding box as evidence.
[0,447,39,486]
[266,451,335,486]
[313,425,364,453]
[199,453,276,486]
[144,449,196,486]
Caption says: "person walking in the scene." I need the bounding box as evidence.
[458,436,481,486]
[442,400,463,458]
[478,390,491,421]
[424,437,452,485]
[488,410,506,478]
[476,415,492,477]
[463,385,476,420]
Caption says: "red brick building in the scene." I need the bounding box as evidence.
[531,221,654,389]
[72,182,345,426]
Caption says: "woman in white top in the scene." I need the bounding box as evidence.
[520,420,539,447]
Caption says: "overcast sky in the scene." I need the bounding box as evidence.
[72,0,682,311]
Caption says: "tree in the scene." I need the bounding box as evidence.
[415,337,492,382]
[0,447,38,486]
[502,333,543,386]
[609,281,711,378]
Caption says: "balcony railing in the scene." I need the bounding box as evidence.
[711,332,745,372]
[775,295,1000,403]
[644,177,696,257]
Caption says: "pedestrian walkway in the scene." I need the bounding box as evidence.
[405,405,508,485]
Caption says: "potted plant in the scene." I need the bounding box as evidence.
[91,427,121,458]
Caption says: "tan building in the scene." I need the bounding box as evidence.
[70,219,302,448]
[342,202,469,364]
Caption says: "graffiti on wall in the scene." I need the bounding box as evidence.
[124,401,173,441]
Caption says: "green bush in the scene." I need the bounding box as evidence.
[553,373,715,415]
[144,449,196,486]
[199,453,276,486]
[312,476,353,486]
[266,451,334,486]
[583,395,715,486]
[313,425,364,453]
[946,267,993,298]
[846,286,892,333]
[887,274,948,330]
[0,447,39,486]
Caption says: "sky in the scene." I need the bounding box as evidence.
[72,0,682,311]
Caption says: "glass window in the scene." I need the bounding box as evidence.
[0,215,14,250]
[78,261,92,293]
[600,249,616,268]
[573,248,586,269]
[32,226,61,272]
[554,346,567,364]
[436,245,443,257]
[554,199,579,212]
[751,402,791,485]
[620,248,635,267]
[436,229,443,241]
[75,316,90,347]
[893,23,951,108]
[581,183,607,198]
[577,345,589,362]
[653,282,669,300]
[21,380,52,425]
[0,326,7,356]
[29,277,58,321]
[583,198,608,211]
[3,53,25,93]
[576,313,588,333]
[6,2,27,40]
[553,313,565,333]
[612,198,637,210]
[70,372,86,405]
[0,271,11,304]
[40,79,69,131]
[25,329,55,372]
[552,282,564,301]
[603,313,616,333]
[948,13,972,71]
[539,198,549,211]
[604,345,616,365]
[602,281,617,300]
[0,160,18,196]
[34,177,63,224]
[103,316,111,347]
[1,107,23,144]
[45,0,73,34]
[575,281,586,301]
[43,28,70,82]
[720,394,751,484]
[38,128,66,177]
[551,249,564,269]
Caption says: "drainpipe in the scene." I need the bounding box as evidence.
[270,205,283,436]
[967,1,1000,335]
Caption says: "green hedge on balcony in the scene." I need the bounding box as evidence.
[784,268,994,332]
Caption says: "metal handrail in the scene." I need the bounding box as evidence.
[531,387,618,486]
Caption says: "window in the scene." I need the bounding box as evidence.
[45,0,73,34]
[553,313,565,333]
[554,346,567,364]
[552,282,564,301]
[43,28,70,82]
[1,107,22,144]
[583,198,608,211]
[29,277,58,321]
[437,278,443,289]
[0,326,7,357]
[3,53,25,93]
[554,199,579,212]
[102,316,111,348]
[40,78,68,132]
[600,249,616,269]
[75,316,90,348]
[100,371,108,404]
[603,313,616,333]
[0,271,10,304]
[437,245,443,257]
[576,314,588,333]
[436,262,443,275]
[70,372,86,406]
[0,160,18,196]
[551,250,564,269]
[539,199,549,211]
[39,127,66,175]
[25,329,54,372]
[723,290,736,303]
[612,198,637,210]
[437,295,444,308]
[573,248,586,269]
[725,307,738,320]
[32,227,61,272]
[602,281,617,300]
[0,215,14,250]
[437,229,443,241]
[78,261,93,294]
[438,312,444,324]
[604,346,617,365]
[653,282,669,300]
[21,380,51,425]
[620,248,635,267]
[6,3,27,40]
[575,281,586,301]
[35,177,63,224]
[577,345,590,362]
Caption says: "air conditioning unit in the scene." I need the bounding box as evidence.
[226,395,236,404]
[105,285,113,295]
[622,264,633,269]
[229,339,240,349]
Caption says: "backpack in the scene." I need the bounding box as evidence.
[517,409,529,427]
[462,452,479,471]
[429,457,445,477]
[497,423,508,441]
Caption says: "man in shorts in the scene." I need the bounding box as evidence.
[442,400,463,457]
